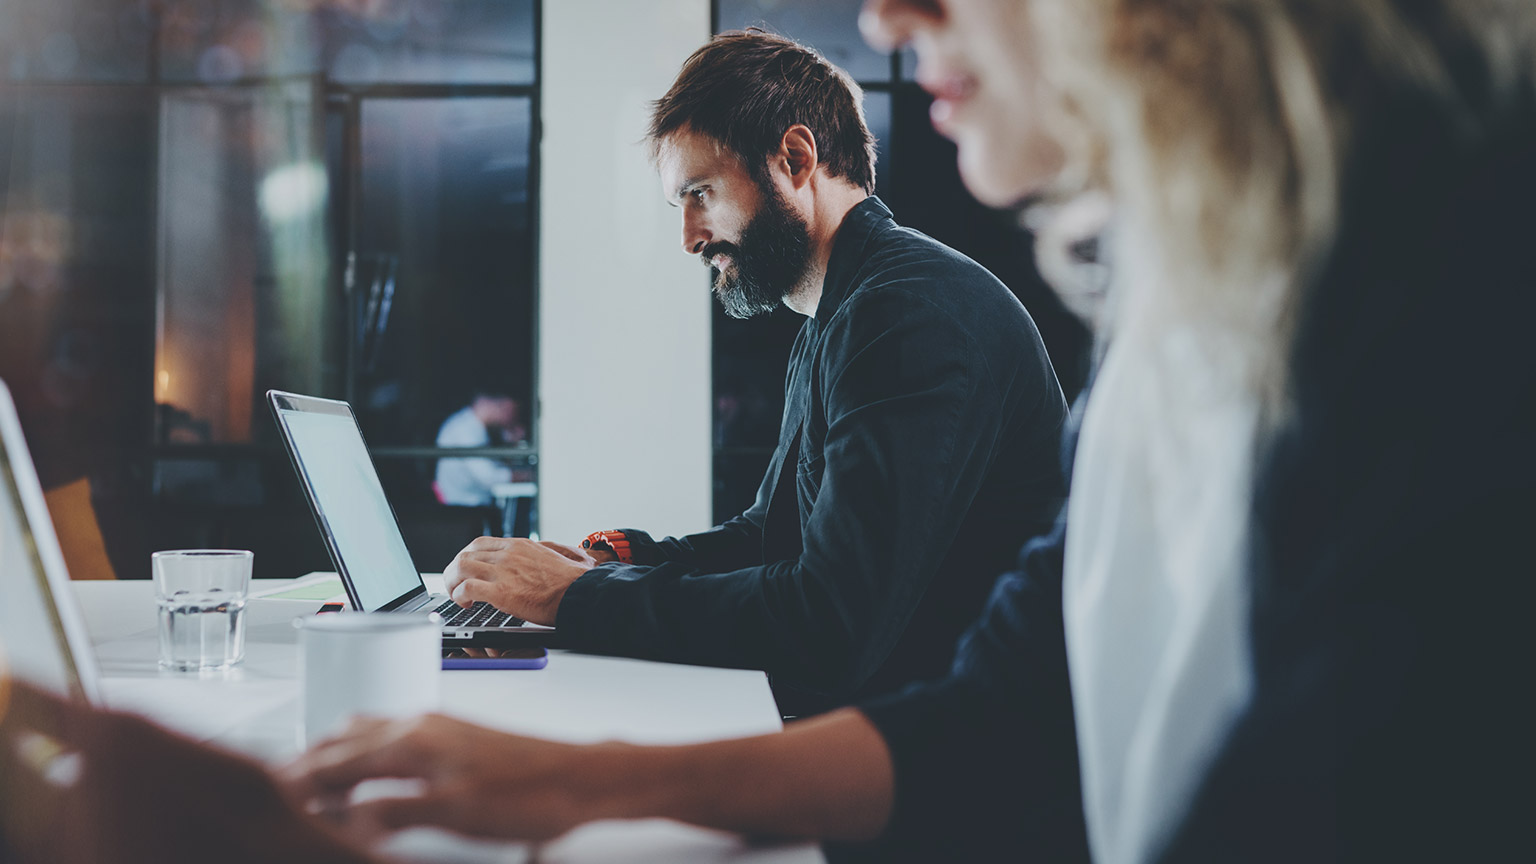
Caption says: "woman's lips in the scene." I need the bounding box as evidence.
[918,72,978,134]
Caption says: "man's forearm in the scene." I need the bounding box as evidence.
[589,708,896,842]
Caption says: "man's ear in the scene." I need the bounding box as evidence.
[778,124,819,190]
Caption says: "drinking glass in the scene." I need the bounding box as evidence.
[152,549,253,671]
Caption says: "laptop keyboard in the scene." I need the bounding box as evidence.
[433,599,525,629]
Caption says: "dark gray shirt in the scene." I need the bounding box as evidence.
[557,197,1067,714]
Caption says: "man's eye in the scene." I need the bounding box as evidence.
[692,188,707,203]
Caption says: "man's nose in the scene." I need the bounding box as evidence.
[682,214,711,256]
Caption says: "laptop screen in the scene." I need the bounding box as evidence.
[0,382,98,702]
[273,404,424,612]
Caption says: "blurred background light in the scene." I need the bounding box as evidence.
[260,161,329,225]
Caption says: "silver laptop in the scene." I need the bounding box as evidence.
[0,378,101,702]
[267,390,557,646]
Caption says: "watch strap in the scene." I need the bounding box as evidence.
[582,529,634,564]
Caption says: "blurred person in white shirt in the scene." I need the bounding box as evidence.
[433,390,526,507]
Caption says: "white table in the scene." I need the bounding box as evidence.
[72,579,825,864]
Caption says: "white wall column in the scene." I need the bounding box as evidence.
[538,0,713,541]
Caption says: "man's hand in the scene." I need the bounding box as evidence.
[281,714,629,843]
[546,538,614,566]
[443,538,606,625]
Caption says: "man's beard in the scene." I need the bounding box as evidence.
[701,185,812,320]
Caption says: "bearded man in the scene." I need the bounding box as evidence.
[443,30,1069,715]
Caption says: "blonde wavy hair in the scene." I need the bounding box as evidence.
[1032,0,1536,408]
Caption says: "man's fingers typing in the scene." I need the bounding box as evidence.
[450,578,493,608]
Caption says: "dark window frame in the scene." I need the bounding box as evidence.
[137,4,546,497]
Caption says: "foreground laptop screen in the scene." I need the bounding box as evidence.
[0,425,92,700]
[276,409,423,611]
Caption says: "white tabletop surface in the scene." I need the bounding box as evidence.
[72,578,824,864]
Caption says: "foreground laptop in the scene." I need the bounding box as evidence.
[0,378,101,702]
[267,389,557,647]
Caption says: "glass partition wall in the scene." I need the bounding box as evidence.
[1,1,540,580]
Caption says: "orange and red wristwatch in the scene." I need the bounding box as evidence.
[582,529,634,564]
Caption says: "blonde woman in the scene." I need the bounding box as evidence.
[1024,3,1536,862]
[5,2,1533,862]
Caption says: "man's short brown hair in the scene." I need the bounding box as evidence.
[648,30,877,193]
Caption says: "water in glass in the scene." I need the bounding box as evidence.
[157,589,246,670]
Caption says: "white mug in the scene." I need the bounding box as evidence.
[295,613,441,748]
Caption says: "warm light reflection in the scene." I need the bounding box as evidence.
[156,368,171,403]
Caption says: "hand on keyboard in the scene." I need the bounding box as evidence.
[433,599,524,629]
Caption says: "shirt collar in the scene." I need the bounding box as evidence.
[815,196,893,325]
